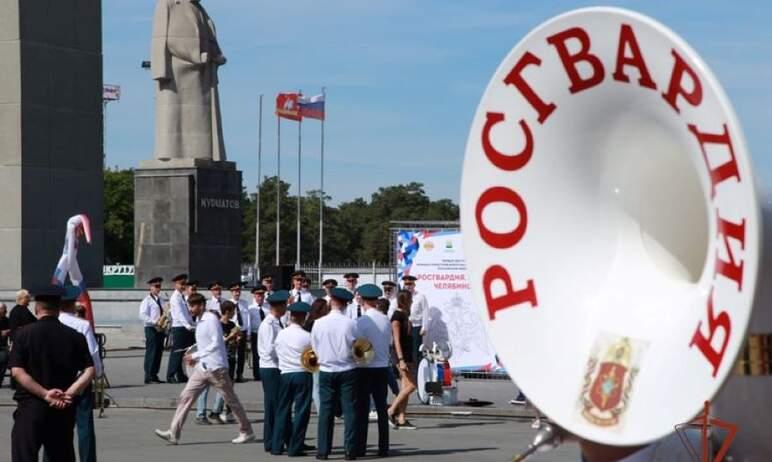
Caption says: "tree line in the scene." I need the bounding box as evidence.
[104,168,459,266]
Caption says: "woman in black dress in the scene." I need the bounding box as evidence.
[387,290,417,429]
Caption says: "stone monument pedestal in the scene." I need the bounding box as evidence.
[133,159,242,287]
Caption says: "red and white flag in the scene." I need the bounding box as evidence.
[276,93,302,121]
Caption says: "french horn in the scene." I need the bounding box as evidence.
[301,346,320,373]
[352,337,374,366]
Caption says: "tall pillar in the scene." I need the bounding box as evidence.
[0,0,104,289]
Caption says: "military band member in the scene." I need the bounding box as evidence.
[322,279,338,302]
[258,289,290,453]
[311,287,360,460]
[272,302,314,456]
[206,281,224,314]
[402,275,428,366]
[10,286,95,462]
[353,284,391,457]
[155,294,254,445]
[261,274,275,296]
[139,277,165,384]
[229,283,250,383]
[185,280,198,299]
[54,287,103,462]
[290,271,316,304]
[167,273,195,384]
[248,285,268,380]
[380,281,398,319]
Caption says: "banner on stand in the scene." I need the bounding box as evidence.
[397,230,497,370]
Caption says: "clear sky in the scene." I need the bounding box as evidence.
[104,1,772,205]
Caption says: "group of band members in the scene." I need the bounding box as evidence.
[8,285,103,462]
[150,269,428,459]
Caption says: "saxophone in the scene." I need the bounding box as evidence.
[155,295,171,333]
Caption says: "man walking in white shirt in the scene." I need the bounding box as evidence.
[155,293,254,445]
[229,282,250,383]
[138,277,165,384]
[248,285,268,381]
[353,284,391,458]
[167,273,195,383]
[272,302,313,456]
[257,290,290,453]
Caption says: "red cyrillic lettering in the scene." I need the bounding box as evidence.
[481,112,534,171]
[503,52,557,124]
[483,265,538,320]
[689,124,741,199]
[662,49,703,113]
[714,212,746,290]
[546,27,605,94]
[612,24,657,90]
[475,187,528,249]
[690,289,731,377]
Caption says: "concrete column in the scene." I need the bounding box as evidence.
[0,0,104,289]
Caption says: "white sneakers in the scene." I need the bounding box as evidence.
[232,432,255,444]
[218,412,235,424]
[154,429,178,445]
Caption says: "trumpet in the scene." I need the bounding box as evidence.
[352,337,374,366]
[301,346,320,373]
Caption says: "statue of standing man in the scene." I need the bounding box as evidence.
[151,0,227,161]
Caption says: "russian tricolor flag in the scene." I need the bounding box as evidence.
[299,94,325,121]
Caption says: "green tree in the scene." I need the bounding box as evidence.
[104,167,134,264]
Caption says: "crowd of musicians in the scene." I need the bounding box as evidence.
[142,270,431,459]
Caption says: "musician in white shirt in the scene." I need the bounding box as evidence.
[206,281,224,314]
[271,302,313,456]
[248,285,268,380]
[228,282,250,382]
[155,294,254,445]
[139,277,165,384]
[381,281,398,319]
[353,284,391,457]
[167,273,195,384]
[257,290,289,453]
[290,271,316,304]
[321,278,338,302]
[311,287,359,459]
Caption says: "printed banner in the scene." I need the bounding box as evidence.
[397,230,497,370]
[276,92,302,121]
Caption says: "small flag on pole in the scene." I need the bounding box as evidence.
[299,94,325,121]
[276,93,302,121]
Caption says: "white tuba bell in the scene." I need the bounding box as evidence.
[461,6,768,458]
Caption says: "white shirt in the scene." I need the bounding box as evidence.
[59,312,103,377]
[386,296,398,320]
[138,293,164,327]
[257,313,283,368]
[290,288,315,304]
[355,308,391,368]
[170,290,194,329]
[231,297,251,335]
[191,311,228,372]
[408,290,429,329]
[311,309,359,373]
[248,301,268,333]
[206,296,222,314]
[275,323,312,374]
[345,302,363,320]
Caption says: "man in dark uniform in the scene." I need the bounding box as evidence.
[9,289,35,341]
[9,285,95,462]
[167,273,194,383]
[139,277,165,384]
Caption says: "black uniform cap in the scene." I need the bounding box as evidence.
[381,281,396,288]
[251,285,267,294]
[208,281,223,290]
[32,285,66,304]
[343,272,359,279]
[228,282,243,290]
[322,278,338,287]
[147,277,163,285]
[401,275,417,282]
[172,273,188,282]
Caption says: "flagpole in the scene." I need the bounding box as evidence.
[318,88,326,284]
[276,110,281,266]
[296,90,302,271]
[255,94,263,283]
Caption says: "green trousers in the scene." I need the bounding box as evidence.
[317,369,359,457]
[260,367,287,452]
[355,367,390,455]
[272,371,313,456]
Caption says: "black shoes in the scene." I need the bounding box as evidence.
[194,416,211,425]
[377,450,390,458]
[315,456,328,461]
[235,376,247,383]
[344,453,357,461]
